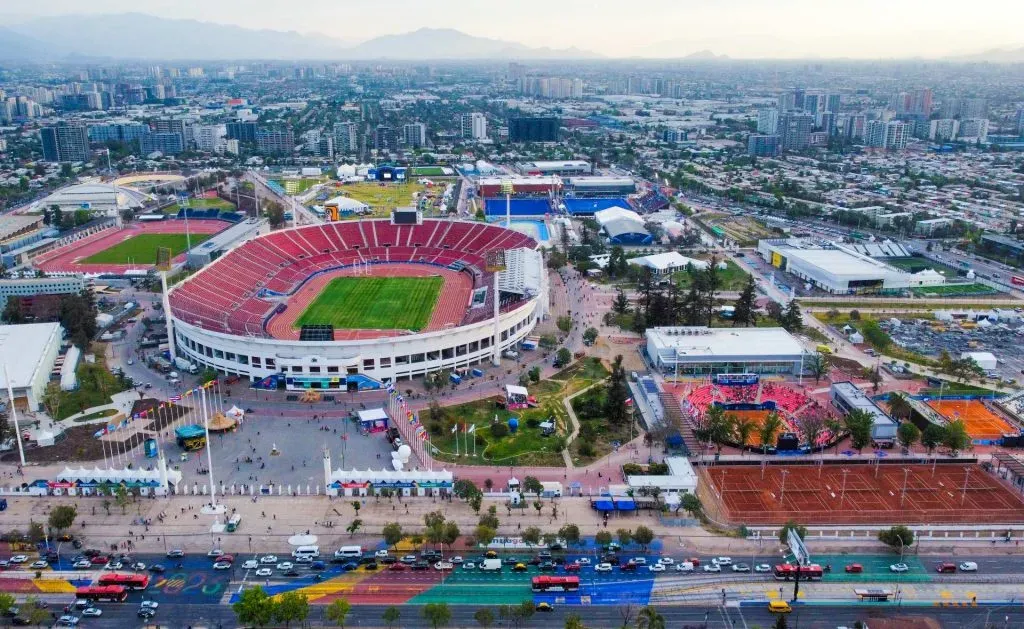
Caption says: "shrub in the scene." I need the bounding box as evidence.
[525,417,540,429]
[489,422,509,439]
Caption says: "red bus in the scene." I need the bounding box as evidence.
[531,575,580,593]
[772,564,824,581]
[98,573,150,590]
[1012,276,1024,287]
[75,585,128,602]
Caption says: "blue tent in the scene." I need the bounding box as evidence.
[591,499,615,511]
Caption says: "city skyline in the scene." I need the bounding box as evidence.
[3,0,1023,60]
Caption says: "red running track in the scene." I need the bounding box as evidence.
[35,220,227,275]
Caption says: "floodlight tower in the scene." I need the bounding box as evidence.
[156,247,176,361]
[501,179,514,228]
[486,249,507,367]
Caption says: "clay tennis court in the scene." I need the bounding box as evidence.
[927,399,1017,442]
[701,463,1024,525]
[265,263,472,341]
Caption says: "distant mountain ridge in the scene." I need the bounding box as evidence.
[0,15,599,60]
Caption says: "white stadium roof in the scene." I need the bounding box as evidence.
[781,247,893,279]
[0,322,62,391]
[39,182,152,211]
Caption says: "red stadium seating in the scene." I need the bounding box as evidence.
[169,219,537,339]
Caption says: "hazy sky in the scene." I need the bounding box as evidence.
[7,0,1023,58]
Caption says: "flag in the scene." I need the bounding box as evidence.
[451,424,457,434]
[93,430,104,439]
[467,424,476,433]
[170,395,181,402]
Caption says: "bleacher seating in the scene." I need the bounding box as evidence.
[168,219,538,339]
[631,190,670,212]
[483,198,551,216]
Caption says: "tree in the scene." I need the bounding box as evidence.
[273,591,309,628]
[595,530,613,547]
[114,485,131,514]
[382,522,403,550]
[565,613,587,629]
[942,419,971,455]
[863,366,882,393]
[636,605,666,629]
[773,614,789,629]
[616,528,633,547]
[423,602,452,629]
[559,523,581,547]
[797,414,826,452]
[583,327,599,345]
[120,208,135,225]
[265,200,286,228]
[556,316,573,333]
[22,596,50,627]
[732,275,758,327]
[523,476,544,498]
[680,494,703,519]
[533,500,543,517]
[878,525,915,551]
[454,479,481,500]
[633,525,654,550]
[474,607,495,628]
[778,520,807,544]
[2,297,25,324]
[844,409,874,453]
[0,594,14,620]
[613,289,630,315]
[59,291,98,349]
[733,416,755,454]
[921,423,946,454]
[523,526,541,545]
[897,422,920,450]
[888,392,913,421]
[382,606,401,628]
[48,505,77,532]
[556,347,572,366]
[325,598,352,628]
[442,521,460,551]
[604,355,631,426]
[759,411,784,454]
[475,524,496,546]
[781,300,803,332]
[704,405,734,453]
[806,352,829,384]
[27,521,45,543]
[232,586,276,627]
[346,518,362,536]
[528,366,541,384]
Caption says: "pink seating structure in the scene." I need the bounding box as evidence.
[168,219,537,338]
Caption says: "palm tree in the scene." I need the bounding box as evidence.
[826,418,845,455]
[706,408,735,453]
[636,606,666,629]
[807,352,830,384]
[734,417,756,456]
[888,392,913,421]
[759,411,784,455]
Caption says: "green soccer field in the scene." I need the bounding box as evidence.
[295,276,443,330]
[82,233,211,265]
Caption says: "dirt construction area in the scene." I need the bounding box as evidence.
[700,462,1024,525]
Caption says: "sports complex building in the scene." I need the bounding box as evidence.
[645,326,807,377]
[167,218,547,389]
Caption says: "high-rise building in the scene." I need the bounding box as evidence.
[820,112,838,136]
[846,114,867,141]
[777,112,813,151]
[747,134,780,157]
[333,122,358,153]
[40,123,89,162]
[460,113,487,140]
[756,109,779,134]
[402,123,426,148]
[792,88,806,110]
[374,125,395,152]
[140,132,185,155]
[777,92,796,111]
[88,123,150,143]
[195,124,227,153]
[508,117,559,143]
[909,88,933,116]
[958,118,989,141]
[825,94,842,114]
[255,128,295,155]
[928,119,959,142]
[1017,108,1024,136]
[803,93,823,117]
[868,120,909,150]
[226,121,258,142]
[315,136,334,158]
[960,98,987,120]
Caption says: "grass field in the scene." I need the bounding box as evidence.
[674,258,750,291]
[82,233,211,264]
[295,276,442,330]
[335,181,429,217]
[271,178,324,195]
[910,283,997,297]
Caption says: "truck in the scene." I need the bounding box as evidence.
[173,357,199,374]
[480,558,502,572]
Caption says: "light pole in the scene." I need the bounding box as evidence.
[840,468,849,507]
[900,467,910,507]
[780,469,790,503]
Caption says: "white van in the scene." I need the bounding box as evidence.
[334,545,362,559]
[292,545,320,559]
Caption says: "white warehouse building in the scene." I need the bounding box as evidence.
[645,326,807,377]
[757,239,945,294]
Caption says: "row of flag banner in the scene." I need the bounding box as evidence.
[93,379,217,439]
[386,381,428,441]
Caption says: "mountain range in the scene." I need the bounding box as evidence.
[0,14,598,61]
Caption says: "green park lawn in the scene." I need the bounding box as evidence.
[295,276,442,330]
[82,233,211,265]
[673,258,750,291]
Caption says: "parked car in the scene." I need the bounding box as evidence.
[166,549,184,558]
[890,563,909,573]
[959,562,978,572]
[731,563,751,573]
[255,568,272,577]
[241,560,258,570]
[754,564,772,573]
[434,561,453,571]
[713,557,732,566]
[212,561,232,570]
[845,564,863,574]
[595,563,613,572]
[648,563,666,572]
[81,608,101,618]
[703,564,721,573]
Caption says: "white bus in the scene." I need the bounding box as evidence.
[292,545,320,559]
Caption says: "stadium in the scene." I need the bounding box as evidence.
[167,218,546,390]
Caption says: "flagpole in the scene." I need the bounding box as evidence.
[3,364,26,467]
[200,385,219,510]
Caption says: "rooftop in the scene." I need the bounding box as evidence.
[770,243,896,279]
[646,326,805,359]
[628,251,709,272]
[0,322,62,390]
